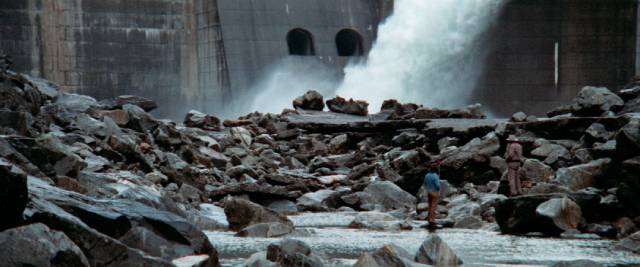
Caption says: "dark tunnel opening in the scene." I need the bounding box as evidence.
[287,28,315,56]
[335,29,364,56]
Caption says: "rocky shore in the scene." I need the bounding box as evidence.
[1,56,640,266]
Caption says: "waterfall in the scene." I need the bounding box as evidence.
[336,0,505,112]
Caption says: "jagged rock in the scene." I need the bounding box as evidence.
[585,123,610,141]
[178,183,202,203]
[100,95,158,112]
[586,223,617,238]
[363,181,417,211]
[266,238,324,267]
[236,222,294,238]
[293,90,325,111]
[223,197,293,231]
[554,158,611,191]
[0,159,28,230]
[439,132,500,184]
[0,223,90,267]
[230,127,253,147]
[184,110,221,131]
[570,86,624,116]
[535,197,582,232]
[415,235,463,266]
[326,96,369,116]
[617,231,640,254]
[531,143,571,165]
[119,226,193,260]
[453,215,483,229]
[616,115,640,160]
[522,158,554,182]
[296,189,339,211]
[55,93,98,113]
[208,182,300,202]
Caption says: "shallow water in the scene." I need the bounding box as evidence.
[207,212,640,267]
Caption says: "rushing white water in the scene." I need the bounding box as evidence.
[336,0,505,112]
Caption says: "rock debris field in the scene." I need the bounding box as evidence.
[1,55,640,266]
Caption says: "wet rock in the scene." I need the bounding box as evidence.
[349,211,396,230]
[297,189,339,211]
[554,158,611,191]
[363,181,417,211]
[551,260,603,267]
[223,197,293,231]
[586,223,617,238]
[522,158,554,182]
[245,252,276,267]
[615,217,637,238]
[535,197,582,232]
[355,243,421,267]
[236,222,294,238]
[184,110,221,131]
[453,215,484,229]
[415,235,463,266]
[172,255,212,267]
[265,199,298,215]
[0,223,89,267]
[293,90,325,111]
[326,96,369,116]
[266,238,324,267]
[617,231,640,254]
[0,159,28,230]
[570,86,624,116]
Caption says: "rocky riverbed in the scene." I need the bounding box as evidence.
[1,54,640,267]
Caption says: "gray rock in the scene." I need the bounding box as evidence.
[293,90,325,111]
[236,222,294,238]
[522,158,554,182]
[297,189,338,211]
[453,215,484,229]
[551,260,603,267]
[616,114,640,160]
[245,252,276,267]
[355,244,424,267]
[55,92,98,113]
[535,197,582,232]
[349,211,396,230]
[223,197,294,231]
[531,143,571,164]
[586,123,610,141]
[554,158,611,191]
[511,111,527,122]
[119,226,193,260]
[266,199,299,215]
[172,255,212,267]
[570,86,624,116]
[363,181,417,211]
[0,223,90,267]
[267,238,324,267]
[617,231,640,254]
[415,235,463,266]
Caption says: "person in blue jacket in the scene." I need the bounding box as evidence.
[424,161,441,228]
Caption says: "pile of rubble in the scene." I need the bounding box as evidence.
[1,61,639,266]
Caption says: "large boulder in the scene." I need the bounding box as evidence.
[119,226,193,260]
[522,159,554,182]
[363,181,417,211]
[439,132,500,184]
[553,158,611,191]
[349,211,397,230]
[616,231,640,254]
[415,235,463,266]
[293,90,325,111]
[0,223,90,267]
[495,194,568,235]
[570,86,624,116]
[100,95,158,112]
[223,197,293,231]
[535,197,582,232]
[0,159,28,230]
[326,96,369,116]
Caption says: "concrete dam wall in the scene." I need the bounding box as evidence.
[0,0,638,118]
